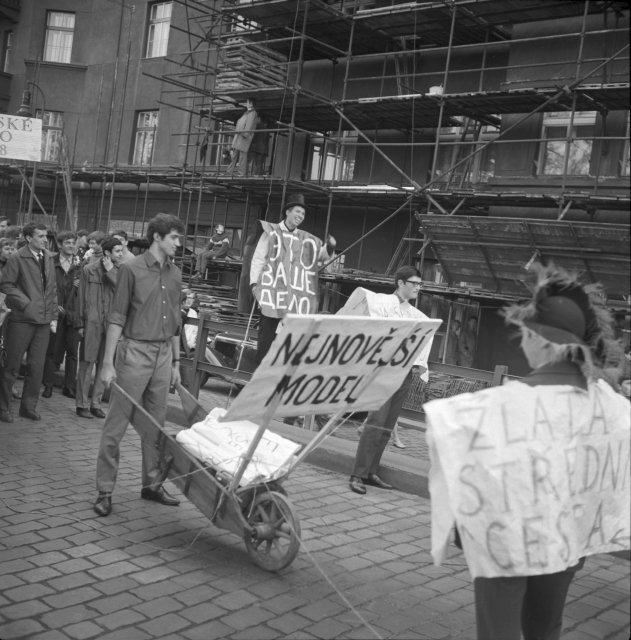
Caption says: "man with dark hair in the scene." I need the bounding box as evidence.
[0,223,58,422]
[111,229,135,263]
[191,224,230,280]
[75,236,124,419]
[250,194,336,363]
[42,230,82,399]
[0,216,10,235]
[76,229,89,260]
[348,265,431,495]
[93,213,185,516]
[226,96,258,177]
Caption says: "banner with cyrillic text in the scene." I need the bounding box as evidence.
[0,115,42,162]
[223,314,441,421]
[426,380,631,578]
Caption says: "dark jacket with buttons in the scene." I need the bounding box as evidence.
[0,245,58,324]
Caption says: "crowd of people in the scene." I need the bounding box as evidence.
[0,208,629,640]
[0,221,139,423]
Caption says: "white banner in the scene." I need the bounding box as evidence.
[0,115,42,162]
[223,314,441,421]
[426,380,631,578]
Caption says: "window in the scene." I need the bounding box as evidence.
[622,113,630,177]
[310,132,357,181]
[43,11,75,63]
[539,111,596,175]
[433,118,499,187]
[132,110,158,166]
[36,110,65,162]
[2,30,12,73]
[146,2,172,58]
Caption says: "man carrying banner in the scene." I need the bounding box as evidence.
[426,264,630,640]
[343,266,434,495]
[249,194,336,362]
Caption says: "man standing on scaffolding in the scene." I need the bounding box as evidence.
[226,97,258,177]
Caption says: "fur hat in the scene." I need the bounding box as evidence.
[503,263,622,378]
[283,193,307,213]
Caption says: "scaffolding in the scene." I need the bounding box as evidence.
[143,0,628,299]
[4,0,629,304]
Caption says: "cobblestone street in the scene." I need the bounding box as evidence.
[0,387,629,639]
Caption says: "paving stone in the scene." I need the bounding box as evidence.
[92,576,140,595]
[180,620,236,640]
[96,608,148,631]
[4,582,55,602]
[43,586,102,609]
[47,571,98,591]
[134,595,184,618]
[1,598,52,620]
[267,611,312,634]
[87,560,138,580]
[221,604,276,630]
[63,620,104,639]
[260,593,305,615]
[173,585,222,606]
[89,592,144,615]
[138,613,190,636]
[0,618,46,639]
[213,589,260,611]
[180,602,227,624]
[129,565,179,584]
[40,604,98,629]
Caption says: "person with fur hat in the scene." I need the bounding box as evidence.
[425,263,630,640]
[249,194,336,362]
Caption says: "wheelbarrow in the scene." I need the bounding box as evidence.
[112,382,301,571]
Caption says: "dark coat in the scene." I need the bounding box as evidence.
[0,245,58,324]
[52,253,82,326]
[77,259,118,361]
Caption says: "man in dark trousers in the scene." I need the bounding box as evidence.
[249,194,335,362]
[93,213,185,517]
[75,235,123,419]
[0,223,58,422]
[42,230,82,399]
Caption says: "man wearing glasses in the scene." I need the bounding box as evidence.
[349,266,431,495]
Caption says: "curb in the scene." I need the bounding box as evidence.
[166,399,431,499]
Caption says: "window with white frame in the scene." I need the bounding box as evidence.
[2,30,12,73]
[146,2,172,58]
[132,110,158,166]
[310,132,357,181]
[539,111,596,176]
[433,118,499,186]
[43,11,75,63]
[36,110,65,162]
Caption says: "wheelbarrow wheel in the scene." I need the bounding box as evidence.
[244,491,301,571]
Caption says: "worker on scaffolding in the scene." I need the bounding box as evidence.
[192,224,230,280]
[226,96,258,177]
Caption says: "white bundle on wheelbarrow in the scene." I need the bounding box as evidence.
[175,407,301,486]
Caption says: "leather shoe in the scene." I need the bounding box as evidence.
[19,407,41,421]
[62,387,76,399]
[365,473,393,490]
[76,408,94,419]
[141,487,180,506]
[90,407,106,419]
[0,410,14,423]
[42,385,53,398]
[94,492,112,517]
[349,476,366,495]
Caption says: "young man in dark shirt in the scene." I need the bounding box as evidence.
[93,213,185,516]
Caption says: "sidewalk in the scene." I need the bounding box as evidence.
[0,384,629,640]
